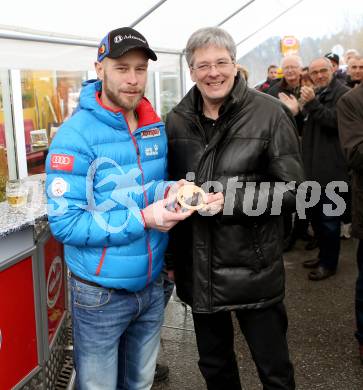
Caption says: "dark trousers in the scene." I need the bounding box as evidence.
[311,191,341,270]
[356,240,363,346]
[192,303,295,390]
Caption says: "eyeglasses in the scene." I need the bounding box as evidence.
[310,68,330,77]
[191,60,235,74]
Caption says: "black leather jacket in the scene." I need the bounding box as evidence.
[166,76,304,313]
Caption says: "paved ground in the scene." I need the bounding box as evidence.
[152,238,363,390]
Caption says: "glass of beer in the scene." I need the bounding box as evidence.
[6,180,28,208]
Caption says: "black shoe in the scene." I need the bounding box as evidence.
[308,266,336,281]
[302,258,320,269]
[299,232,312,241]
[359,345,363,365]
[305,238,318,250]
[154,363,169,383]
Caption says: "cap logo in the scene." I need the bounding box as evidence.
[98,44,106,55]
[114,34,147,45]
[114,35,123,43]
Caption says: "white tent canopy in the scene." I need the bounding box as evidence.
[0,0,363,70]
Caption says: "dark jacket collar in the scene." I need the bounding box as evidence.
[316,76,342,101]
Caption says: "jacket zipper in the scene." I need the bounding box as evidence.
[251,222,265,272]
[94,120,153,282]
[127,126,153,285]
[189,115,214,310]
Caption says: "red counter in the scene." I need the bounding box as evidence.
[0,225,68,390]
[0,253,39,390]
[0,227,44,390]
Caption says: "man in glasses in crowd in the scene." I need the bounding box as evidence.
[165,26,304,390]
[300,57,349,280]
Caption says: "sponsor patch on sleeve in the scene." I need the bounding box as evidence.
[141,128,161,139]
[50,154,75,171]
[51,177,69,197]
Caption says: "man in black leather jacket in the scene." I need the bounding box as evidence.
[165,27,304,390]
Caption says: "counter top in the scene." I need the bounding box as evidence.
[0,174,48,239]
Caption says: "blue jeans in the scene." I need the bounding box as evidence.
[356,240,363,346]
[70,276,164,390]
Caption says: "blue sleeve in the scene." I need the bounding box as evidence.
[46,124,146,247]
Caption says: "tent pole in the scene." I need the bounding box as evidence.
[216,0,256,27]
[129,0,168,28]
[236,0,305,47]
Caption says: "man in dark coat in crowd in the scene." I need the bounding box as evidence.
[256,64,279,93]
[346,56,363,88]
[301,57,349,280]
[338,81,363,364]
[165,26,304,390]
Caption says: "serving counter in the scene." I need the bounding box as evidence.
[0,176,69,390]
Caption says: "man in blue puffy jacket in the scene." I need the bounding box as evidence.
[46,27,192,390]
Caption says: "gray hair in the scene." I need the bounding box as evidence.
[281,54,303,69]
[309,57,332,70]
[185,27,236,66]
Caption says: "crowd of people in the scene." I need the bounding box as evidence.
[249,46,363,364]
[45,25,362,390]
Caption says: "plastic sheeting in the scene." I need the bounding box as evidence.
[1,0,363,70]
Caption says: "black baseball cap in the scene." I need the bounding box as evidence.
[97,27,157,62]
[325,52,339,65]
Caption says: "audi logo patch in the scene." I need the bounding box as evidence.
[50,154,75,171]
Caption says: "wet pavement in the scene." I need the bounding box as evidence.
[152,238,363,390]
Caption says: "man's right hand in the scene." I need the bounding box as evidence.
[142,199,193,232]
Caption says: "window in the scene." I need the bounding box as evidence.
[20,70,87,175]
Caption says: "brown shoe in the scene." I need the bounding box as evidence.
[303,258,320,269]
[308,266,336,281]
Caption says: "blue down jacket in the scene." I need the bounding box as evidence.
[46,80,171,291]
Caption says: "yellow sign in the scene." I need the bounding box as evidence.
[280,36,299,56]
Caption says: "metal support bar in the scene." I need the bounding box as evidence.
[0,70,17,179]
[0,29,182,55]
[217,0,256,26]
[0,29,98,47]
[179,53,186,97]
[9,70,28,179]
[66,369,76,390]
[236,0,305,47]
[129,0,168,28]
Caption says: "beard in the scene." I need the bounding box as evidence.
[103,74,144,112]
